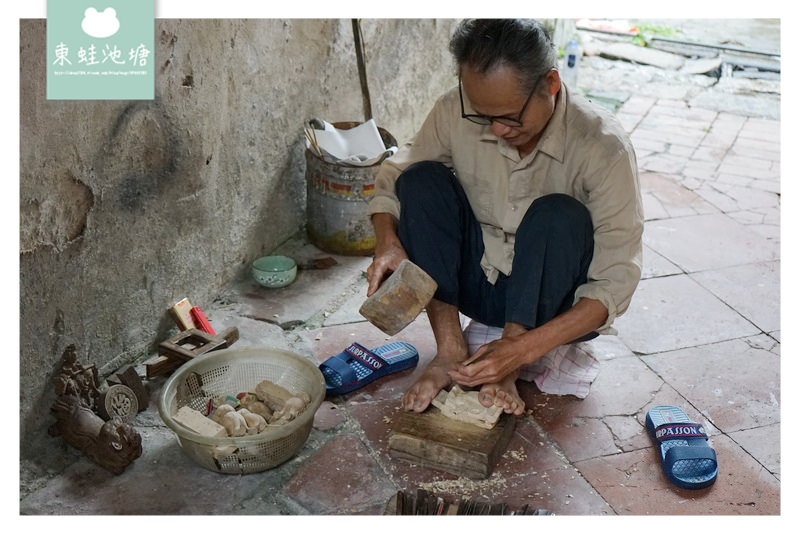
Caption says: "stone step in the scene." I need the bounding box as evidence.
[597,42,686,70]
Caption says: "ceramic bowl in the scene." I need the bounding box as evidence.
[251,255,297,288]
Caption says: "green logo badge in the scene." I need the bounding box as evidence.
[47,1,154,100]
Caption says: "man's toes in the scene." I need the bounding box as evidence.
[504,400,519,414]
[412,396,429,412]
[402,390,417,411]
[478,389,496,408]
[405,387,433,412]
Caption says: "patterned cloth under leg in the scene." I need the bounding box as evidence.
[463,320,601,399]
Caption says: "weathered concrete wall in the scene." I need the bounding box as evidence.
[19,19,460,457]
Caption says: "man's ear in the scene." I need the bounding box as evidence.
[546,69,561,95]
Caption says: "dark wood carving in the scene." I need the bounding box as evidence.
[48,345,142,475]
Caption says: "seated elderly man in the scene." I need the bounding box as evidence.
[366,19,643,415]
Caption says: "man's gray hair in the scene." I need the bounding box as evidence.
[449,19,558,95]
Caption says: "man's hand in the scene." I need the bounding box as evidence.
[367,213,409,296]
[449,298,609,387]
[448,335,530,387]
[366,242,408,296]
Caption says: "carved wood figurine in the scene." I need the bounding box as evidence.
[48,345,142,475]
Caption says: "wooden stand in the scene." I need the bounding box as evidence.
[145,326,239,378]
[388,406,516,480]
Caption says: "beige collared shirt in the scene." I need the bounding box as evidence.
[367,83,643,333]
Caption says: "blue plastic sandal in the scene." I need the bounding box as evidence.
[320,342,419,395]
[646,406,718,490]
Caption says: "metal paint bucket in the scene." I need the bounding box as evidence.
[305,121,396,256]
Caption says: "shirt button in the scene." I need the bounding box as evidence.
[511,205,517,211]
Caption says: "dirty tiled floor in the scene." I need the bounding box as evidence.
[20,54,780,516]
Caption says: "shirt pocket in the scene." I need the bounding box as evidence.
[455,168,494,221]
[507,163,546,203]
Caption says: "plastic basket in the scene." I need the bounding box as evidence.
[158,346,325,474]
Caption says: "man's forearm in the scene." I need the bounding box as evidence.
[366,213,408,296]
[371,212,401,252]
[516,297,608,364]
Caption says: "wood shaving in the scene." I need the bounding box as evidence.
[417,473,509,496]
[501,446,528,461]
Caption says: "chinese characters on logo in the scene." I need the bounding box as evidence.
[52,42,151,68]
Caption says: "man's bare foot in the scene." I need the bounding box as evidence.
[403,298,469,412]
[402,360,460,412]
[478,372,525,415]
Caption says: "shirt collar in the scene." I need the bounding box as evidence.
[537,83,567,163]
[477,83,568,164]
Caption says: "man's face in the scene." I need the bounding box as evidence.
[460,64,560,155]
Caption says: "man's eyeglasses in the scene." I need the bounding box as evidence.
[458,76,537,128]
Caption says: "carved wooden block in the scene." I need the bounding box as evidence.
[108,366,149,412]
[359,259,437,335]
[99,384,139,422]
[431,385,502,429]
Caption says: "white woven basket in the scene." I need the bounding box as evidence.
[158,346,325,474]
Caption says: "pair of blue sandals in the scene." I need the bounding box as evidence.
[318,341,717,490]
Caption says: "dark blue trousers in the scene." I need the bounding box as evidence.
[395,161,596,341]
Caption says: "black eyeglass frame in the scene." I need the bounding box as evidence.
[458,77,536,127]
[458,71,551,127]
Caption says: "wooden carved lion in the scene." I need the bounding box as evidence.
[48,345,142,475]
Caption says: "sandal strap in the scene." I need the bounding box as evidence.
[343,343,387,371]
[665,444,717,469]
[320,356,357,386]
[653,422,708,442]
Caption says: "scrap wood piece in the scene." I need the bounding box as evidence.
[173,406,227,438]
[144,355,180,379]
[431,384,502,429]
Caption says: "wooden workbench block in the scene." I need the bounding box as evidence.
[388,406,515,480]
